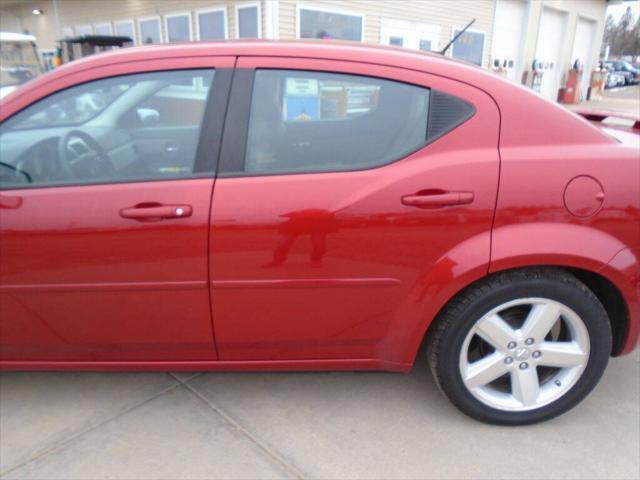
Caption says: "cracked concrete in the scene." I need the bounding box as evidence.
[1,352,638,480]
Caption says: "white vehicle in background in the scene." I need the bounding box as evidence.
[605,69,626,89]
[0,32,44,99]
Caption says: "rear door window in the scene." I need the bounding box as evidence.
[244,69,430,174]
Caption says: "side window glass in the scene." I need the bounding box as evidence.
[245,70,430,174]
[0,69,214,188]
[12,83,132,129]
[137,77,211,127]
[282,77,381,122]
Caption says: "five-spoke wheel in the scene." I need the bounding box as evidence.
[428,269,612,425]
[460,298,589,411]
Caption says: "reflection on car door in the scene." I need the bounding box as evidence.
[209,57,500,363]
[0,58,234,361]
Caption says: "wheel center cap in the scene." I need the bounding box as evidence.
[514,347,531,361]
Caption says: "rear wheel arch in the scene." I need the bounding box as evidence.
[422,265,628,357]
[424,266,612,424]
[566,267,629,356]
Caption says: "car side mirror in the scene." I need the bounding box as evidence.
[137,108,160,127]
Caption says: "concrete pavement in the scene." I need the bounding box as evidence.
[1,351,638,480]
[568,84,640,115]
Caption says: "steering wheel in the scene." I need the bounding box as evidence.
[57,130,115,180]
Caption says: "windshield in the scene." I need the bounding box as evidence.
[0,41,43,88]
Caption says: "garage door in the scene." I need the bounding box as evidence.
[535,7,568,99]
[571,17,597,99]
[491,0,527,81]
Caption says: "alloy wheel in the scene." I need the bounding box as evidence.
[459,298,590,412]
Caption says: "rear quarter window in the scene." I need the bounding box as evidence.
[240,69,474,176]
[245,69,429,174]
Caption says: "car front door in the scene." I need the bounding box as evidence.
[0,57,234,362]
[209,57,500,364]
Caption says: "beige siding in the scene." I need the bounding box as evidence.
[1,0,59,51]
[58,0,232,42]
[279,0,496,65]
[1,0,245,49]
[0,0,607,87]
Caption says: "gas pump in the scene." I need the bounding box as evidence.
[523,59,544,93]
[559,59,583,104]
[588,63,607,101]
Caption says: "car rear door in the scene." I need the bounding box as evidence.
[0,56,234,362]
[209,57,500,365]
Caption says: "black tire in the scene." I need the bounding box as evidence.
[427,268,612,425]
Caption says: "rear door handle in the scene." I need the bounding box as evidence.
[401,191,475,208]
[119,204,192,221]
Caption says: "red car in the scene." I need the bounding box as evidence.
[0,41,638,425]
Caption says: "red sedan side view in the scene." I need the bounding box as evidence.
[0,41,638,425]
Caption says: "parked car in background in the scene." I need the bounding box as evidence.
[0,42,638,426]
[604,63,628,88]
[603,61,633,86]
[0,32,44,98]
[605,72,625,88]
[605,60,640,85]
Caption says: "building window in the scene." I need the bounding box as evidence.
[389,36,403,47]
[197,8,227,40]
[40,49,55,71]
[165,12,192,42]
[75,25,93,36]
[297,6,364,42]
[115,20,135,43]
[451,28,485,66]
[93,22,112,36]
[419,40,432,51]
[138,17,161,44]
[236,4,260,38]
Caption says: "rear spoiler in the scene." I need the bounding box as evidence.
[573,109,640,131]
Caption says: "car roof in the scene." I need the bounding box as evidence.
[52,39,483,79]
[2,40,613,148]
[23,40,512,105]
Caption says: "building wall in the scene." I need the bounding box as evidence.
[279,0,496,65]
[1,0,497,63]
[1,0,59,51]
[50,0,234,39]
[0,0,607,92]
[0,0,264,49]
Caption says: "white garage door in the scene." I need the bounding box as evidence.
[571,17,597,98]
[535,7,569,99]
[492,0,528,81]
